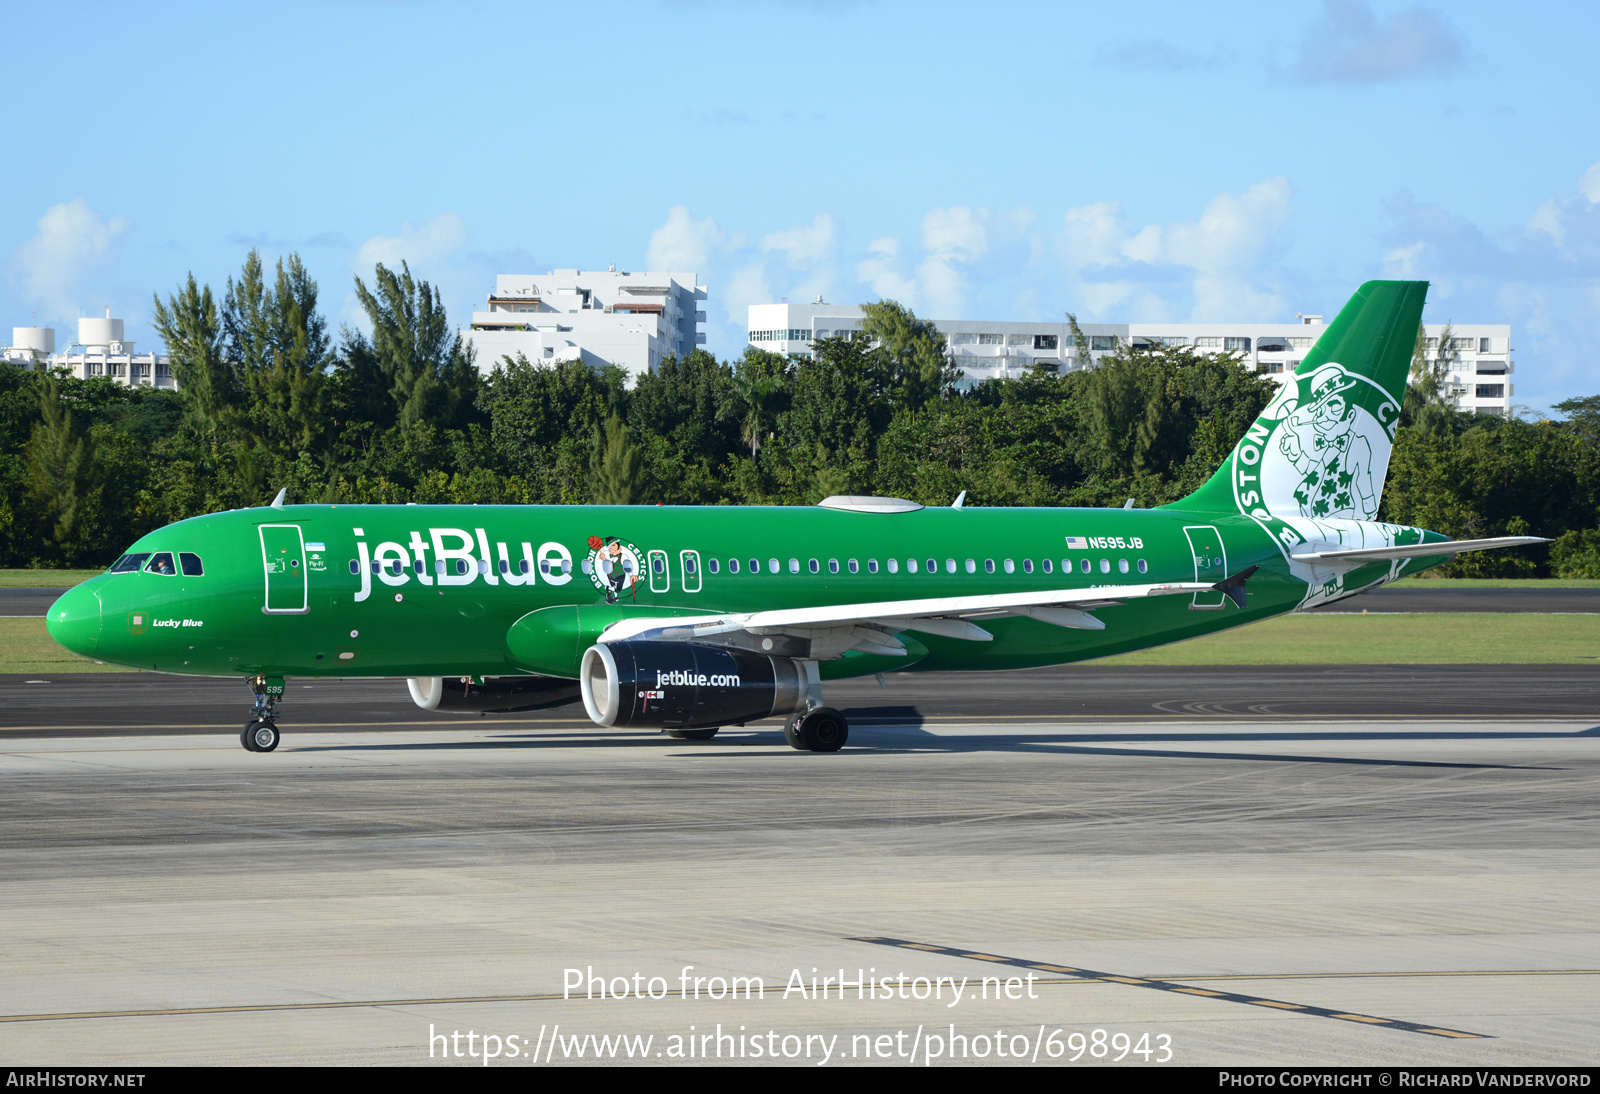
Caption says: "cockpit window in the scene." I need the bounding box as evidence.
[144,552,177,576]
[179,552,204,576]
[109,553,150,573]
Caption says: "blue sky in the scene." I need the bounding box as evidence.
[4,0,1598,412]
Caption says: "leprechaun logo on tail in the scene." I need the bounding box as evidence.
[1170,280,1430,607]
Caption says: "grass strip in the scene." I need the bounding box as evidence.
[1097,612,1600,665]
[0,569,101,588]
[0,618,124,673]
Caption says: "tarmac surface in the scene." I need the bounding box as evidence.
[0,717,1596,1066]
[3,663,1599,736]
[8,584,1600,618]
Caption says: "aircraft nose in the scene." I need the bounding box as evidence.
[47,584,102,658]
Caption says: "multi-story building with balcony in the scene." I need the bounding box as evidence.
[747,301,1515,415]
[464,268,707,383]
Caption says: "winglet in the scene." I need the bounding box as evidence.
[1212,565,1260,610]
[270,487,286,509]
[1123,497,1136,509]
[952,491,967,509]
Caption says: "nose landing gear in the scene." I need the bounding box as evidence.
[241,675,284,752]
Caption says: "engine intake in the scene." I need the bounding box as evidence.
[580,640,805,729]
[407,675,581,714]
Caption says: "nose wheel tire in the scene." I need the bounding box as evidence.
[790,707,848,753]
[666,727,719,740]
[242,719,279,753]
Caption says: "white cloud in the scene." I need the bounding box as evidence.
[646,206,729,273]
[1379,159,1600,406]
[855,237,917,305]
[9,198,130,319]
[1581,159,1600,204]
[721,263,772,331]
[1051,177,1296,321]
[353,213,469,273]
[761,212,837,267]
[1290,0,1465,84]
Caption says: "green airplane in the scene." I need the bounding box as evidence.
[46,281,1542,754]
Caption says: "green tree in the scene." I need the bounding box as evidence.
[1554,395,1600,447]
[25,374,104,564]
[344,261,478,430]
[591,414,645,504]
[1405,322,1457,437]
[222,251,333,461]
[859,300,958,414]
[151,274,233,434]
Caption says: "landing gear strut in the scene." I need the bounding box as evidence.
[241,675,283,753]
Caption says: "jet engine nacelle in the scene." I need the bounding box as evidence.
[580,640,806,730]
[407,675,581,714]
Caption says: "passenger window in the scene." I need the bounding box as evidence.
[789,558,800,574]
[848,559,859,574]
[808,559,819,574]
[769,558,780,574]
[945,559,956,574]
[436,560,445,575]
[708,558,719,574]
[582,558,594,575]
[415,560,425,575]
[868,559,879,574]
[984,559,995,574]
[144,552,177,576]
[653,556,666,575]
[886,559,898,574]
[686,556,698,575]
[498,559,509,574]
[1043,559,1053,574]
[1118,559,1130,574]
[828,559,839,574]
[1022,559,1033,574]
[349,559,359,575]
[965,559,976,573]
[907,559,919,573]
[478,559,489,576]
[751,558,761,574]
[1080,558,1091,574]
[520,559,531,575]
[179,553,203,576]
[1100,559,1111,574]
[1004,559,1015,574]
[540,559,552,575]
[1137,559,1148,574]
[926,558,936,574]
[110,553,150,573]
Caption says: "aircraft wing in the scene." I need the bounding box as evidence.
[596,575,1248,660]
[1290,536,1548,566]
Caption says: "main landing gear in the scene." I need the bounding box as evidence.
[241,675,284,753]
[784,707,848,753]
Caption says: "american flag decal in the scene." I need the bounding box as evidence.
[1065,536,1088,549]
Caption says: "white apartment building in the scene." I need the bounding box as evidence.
[4,312,176,389]
[464,268,708,383]
[748,301,1515,416]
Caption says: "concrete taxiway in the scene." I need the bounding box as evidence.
[1,709,1597,1066]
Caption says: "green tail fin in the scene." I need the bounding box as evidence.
[1174,280,1428,521]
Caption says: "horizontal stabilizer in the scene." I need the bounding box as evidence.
[1291,536,1548,566]
[1211,565,1259,610]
